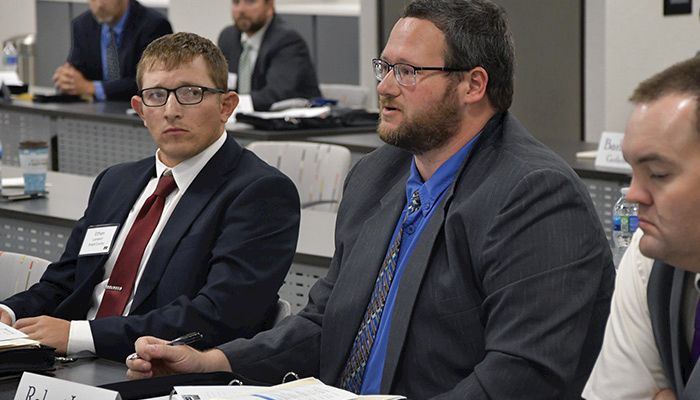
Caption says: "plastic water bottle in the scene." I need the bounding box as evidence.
[1,41,18,72]
[612,187,638,264]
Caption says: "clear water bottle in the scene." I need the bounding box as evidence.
[612,187,638,264]
[1,41,18,72]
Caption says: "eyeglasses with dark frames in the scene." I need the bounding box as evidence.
[372,58,473,87]
[139,85,226,107]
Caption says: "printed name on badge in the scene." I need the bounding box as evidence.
[78,224,119,256]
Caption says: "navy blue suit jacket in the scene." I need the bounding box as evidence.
[2,135,300,362]
[218,15,321,111]
[68,0,172,101]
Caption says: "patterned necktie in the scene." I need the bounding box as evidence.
[339,190,421,393]
[237,42,253,94]
[105,28,120,81]
[95,172,177,318]
[691,297,700,364]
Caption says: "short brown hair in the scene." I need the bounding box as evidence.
[630,57,700,133]
[136,32,229,91]
[404,0,514,112]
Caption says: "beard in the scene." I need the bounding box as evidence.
[235,17,267,35]
[377,81,462,155]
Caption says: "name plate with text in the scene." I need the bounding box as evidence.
[594,131,632,173]
[14,372,121,400]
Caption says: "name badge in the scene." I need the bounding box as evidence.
[14,372,121,400]
[79,224,119,256]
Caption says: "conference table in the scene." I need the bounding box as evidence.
[0,358,128,400]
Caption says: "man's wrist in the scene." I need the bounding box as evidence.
[203,348,232,372]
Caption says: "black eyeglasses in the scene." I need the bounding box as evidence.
[372,58,472,87]
[139,85,226,107]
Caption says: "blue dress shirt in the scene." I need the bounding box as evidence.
[94,5,130,101]
[360,134,481,394]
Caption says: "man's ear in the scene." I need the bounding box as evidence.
[458,66,489,105]
[131,95,147,128]
[220,91,239,123]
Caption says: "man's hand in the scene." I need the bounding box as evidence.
[14,316,70,354]
[654,389,677,400]
[0,309,12,326]
[126,336,232,380]
[52,63,95,96]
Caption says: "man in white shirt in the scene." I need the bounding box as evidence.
[584,57,700,400]
[0,32,300,362]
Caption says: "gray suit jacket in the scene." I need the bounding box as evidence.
[649,262,700,399]
[220,112,614,399]
[217,15,321,111]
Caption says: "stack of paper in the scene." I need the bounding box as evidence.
[0,324,41,352]
[171,377,405,400]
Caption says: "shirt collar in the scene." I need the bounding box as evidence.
[405,132,482,216]
[240,17,272,51]
[101,3,130,36]
[155,131,227,193]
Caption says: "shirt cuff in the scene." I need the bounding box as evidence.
[93,81,106,101]
[0,304,16,325]
[67,320,96,356]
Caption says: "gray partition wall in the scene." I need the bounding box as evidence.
[378,0,584,144]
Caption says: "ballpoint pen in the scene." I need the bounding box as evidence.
[127,332,203,361]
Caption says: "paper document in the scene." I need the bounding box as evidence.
[0,324,29,341]
[175,378,405,400]
[1,177,24,188]
[0,71,23,86]
[243,106,331,120]
[0,337,40,351]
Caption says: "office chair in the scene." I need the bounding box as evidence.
[0,251,50,298]
[319,83,369,108]
[246,141,352,212]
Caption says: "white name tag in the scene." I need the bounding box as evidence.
[594,131,632,172]
[79,224,119,256]
[14,372,121,400]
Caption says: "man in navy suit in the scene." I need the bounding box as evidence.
[217,0,320,110]
[1,32,300,362]
[53,0,172,101]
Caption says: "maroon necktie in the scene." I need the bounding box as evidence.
[95,172,177,318]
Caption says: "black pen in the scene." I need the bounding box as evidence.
[167,332,203,346]
[127,332,203,361]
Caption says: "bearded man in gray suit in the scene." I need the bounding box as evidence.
[128,1,614,398]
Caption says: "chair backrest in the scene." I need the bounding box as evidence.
[247,141,352,211]
[319,83,369,108]
[0,251,50,299]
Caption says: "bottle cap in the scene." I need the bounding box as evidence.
[620,187,629,196]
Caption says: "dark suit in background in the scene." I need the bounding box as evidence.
[219,113,615,399]
[217,15,321,111]
[2,135,300,362]
[67,0,172,101]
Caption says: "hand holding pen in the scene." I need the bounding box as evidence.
[127,332,203,361]
[126,333,233,380]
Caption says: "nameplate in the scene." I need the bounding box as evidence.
[79,224,119,256]
[594,131,632,172]
[14,372,121,400]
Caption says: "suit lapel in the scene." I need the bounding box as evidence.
[670,268,690,392]
[130,138,241,311]
[379,182,454,393]
[323,176,407,384]
[60,163,154,318]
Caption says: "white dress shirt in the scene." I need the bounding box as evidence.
[1,131,227,356]
[583,229,673,399]
[239,19,271,77]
